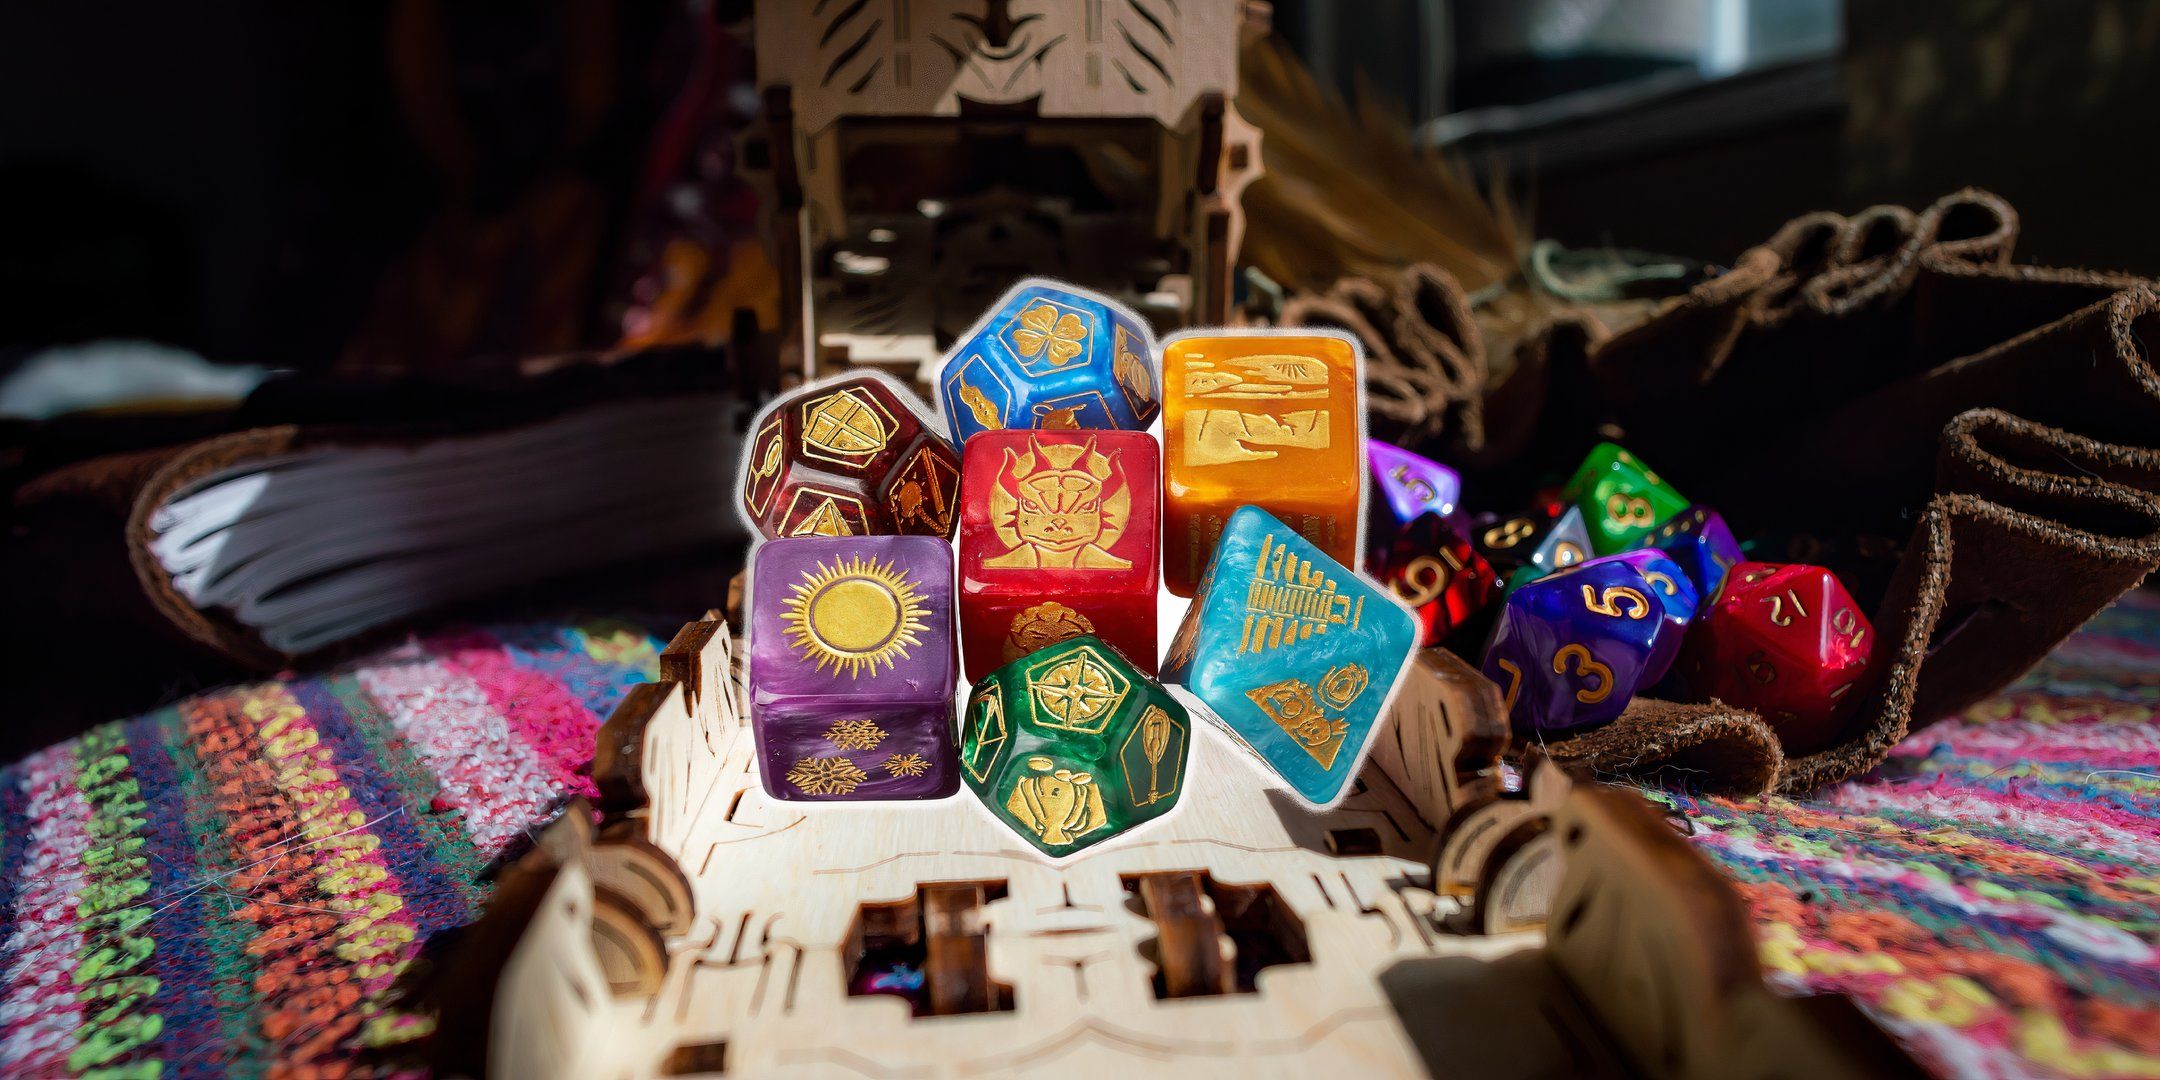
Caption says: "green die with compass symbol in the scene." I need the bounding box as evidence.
[958,635,1192,858]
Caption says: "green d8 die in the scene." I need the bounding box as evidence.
[958,636,1192,858]
[1560,441,1690,554]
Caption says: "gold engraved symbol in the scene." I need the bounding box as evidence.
[1026,645,1129,734]
[779,555,930,677]
[751,434,783,481]
[963,685,1007,782]
[1005,756,1108,847]
[1181,355,1329,399]
[1113,325,1153,411]
[802,388,893,462]
[1011,302,1088,367]
[1186,409,1331,467]
[786,756,869,796]
[1246,662,1371,769]
[985,437,1133,570]
[783,488,867,537]
[823,718,887,751]
[1034,403,1084,429]
[1239,533,1365,655]
[883,753,931,778]
[958,378,1001,428]
[1005,601,1095,661]
[892,448,957,533]
[1119,705,1186,807]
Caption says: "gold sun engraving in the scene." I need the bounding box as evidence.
[1025,646,1129,734]
[823,718,888,751]
[1240,533,1365,655]
[883,753,931,778]
[786,756,869,796]
[985,437,1131,570]
[780,555,930,678]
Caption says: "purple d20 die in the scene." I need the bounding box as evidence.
[1367,440,1462,531]
[749,535,959,800]
[1480,553,1681,738]
[1641,505,1743,599]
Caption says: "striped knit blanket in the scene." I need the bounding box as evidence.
[2,597,2155,1078]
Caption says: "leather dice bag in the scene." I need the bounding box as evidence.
[1284,188,2160,796]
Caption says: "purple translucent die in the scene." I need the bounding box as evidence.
[749,535,959,801]
[1566,550,1698,683]
[1367,440,1462,529]
[1641,505,1743,599]
[1480,554,1681,738]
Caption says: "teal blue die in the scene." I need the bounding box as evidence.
[937,278,1160,443]
[1163,506,1417,806]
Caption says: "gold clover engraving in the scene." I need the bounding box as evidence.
[1005,602,1095,661]
[800,387,895,466]
[1006,756,1108,847]
[1010,301,1088,368]
[962,684,1007,783]
[1025,646,1129,735]
[780,555,929,678]
[1239,533,1365,655]
[786,756,869,796]
[883,753,931,779]
[823,718,887,752]
[1245,662,1372,770]
[1118,705,1186,807]
[985,437,1132,570]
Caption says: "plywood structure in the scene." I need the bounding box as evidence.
[438,613,1920,1079]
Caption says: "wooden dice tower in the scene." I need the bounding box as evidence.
[431,616,1917,1078]
[739,1,1265,382]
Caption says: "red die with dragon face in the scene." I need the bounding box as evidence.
[958,429,1161,682]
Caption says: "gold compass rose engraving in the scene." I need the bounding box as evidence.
[779,555,930,678]
[1024,645,1129,734]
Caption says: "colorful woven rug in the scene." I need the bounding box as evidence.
[1,597,2155,1078]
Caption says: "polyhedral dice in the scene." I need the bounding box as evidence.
[1675,562,1874,752]
[741,373,961,540]
[1366,511,1500,646]
[1570,549,1699,683]
[1640,504,1744,598]
[1161,331,1365,597]
[1163,506,1416,806]
[1559,441,1690,554]
[1480,552,1684,737]
[1470,504,1591,587]
[1366,439,1462,534]
[937,278,1161,444]
[958,429,1159,682]
[958,635,1192,857]
[749,535,959,801]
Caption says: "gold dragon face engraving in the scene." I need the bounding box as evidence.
[984,437,1133,571]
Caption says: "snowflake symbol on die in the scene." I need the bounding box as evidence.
[882,753,931,778]
[824,718,888,752]
[786,756,869,796]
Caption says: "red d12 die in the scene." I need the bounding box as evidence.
[740,373,961,540]
[1366,511,1500,646]
[959,430,1160,682]
[1678,561,1874,752]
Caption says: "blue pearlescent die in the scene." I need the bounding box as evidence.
[1481,553,1681,737]
[1561,550,1698,683]
[1640,504,1743,599]
[937,278,1160,444]
[1366,439,1462,530]
[1163,506,1416,806]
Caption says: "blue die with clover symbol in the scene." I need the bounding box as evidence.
[937,279,1161,443]
[1163,506,1417,806]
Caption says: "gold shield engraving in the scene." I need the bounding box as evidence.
[1005,756,1108,847]
[1024,646,1129,734]
[800,387,896,467]
[984,437,1133,570]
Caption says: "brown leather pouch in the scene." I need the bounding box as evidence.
[1313,189,2160,795]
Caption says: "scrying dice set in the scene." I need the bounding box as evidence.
[1360,437,1879,751]
[739,279,1408,858]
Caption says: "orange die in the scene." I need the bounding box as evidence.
[958,429,1160,682]
[1161,331,1365,596]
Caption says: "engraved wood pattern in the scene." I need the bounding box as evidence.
[446,618,1918,1079]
